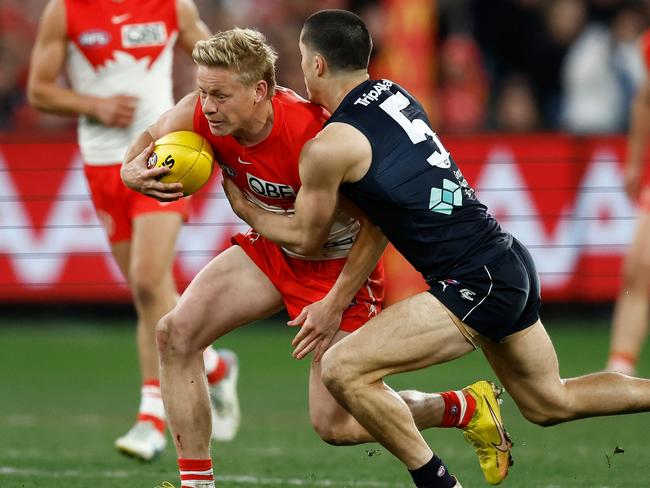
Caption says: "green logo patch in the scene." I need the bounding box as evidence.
[429,179,463,215]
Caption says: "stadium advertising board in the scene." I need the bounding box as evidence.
[0,134,645,303]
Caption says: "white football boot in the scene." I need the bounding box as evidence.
[115,421,166,461]
[209,349,241,441]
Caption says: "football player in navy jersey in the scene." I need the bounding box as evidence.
[223,9,650,488]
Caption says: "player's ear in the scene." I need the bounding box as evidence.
[314,54,326,76]
[253,80,268,104]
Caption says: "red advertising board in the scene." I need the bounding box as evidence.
[0,135,645,303]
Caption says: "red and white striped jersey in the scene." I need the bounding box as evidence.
[64,0,178,164]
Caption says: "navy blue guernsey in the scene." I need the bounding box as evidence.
[328,79,512,282]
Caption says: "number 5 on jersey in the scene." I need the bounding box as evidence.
[379,91,450,169]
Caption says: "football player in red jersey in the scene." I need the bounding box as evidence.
[122,28,497,488]
[28,0,240,462]
[606,29,650,376]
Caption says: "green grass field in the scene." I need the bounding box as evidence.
[1,314,649,488]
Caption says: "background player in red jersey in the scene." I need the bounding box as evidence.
[606,29,650,376]
[122,28,498,488]
[27,0,240,462]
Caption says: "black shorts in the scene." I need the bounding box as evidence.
[427,238,541,343]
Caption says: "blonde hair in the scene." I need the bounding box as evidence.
[192,28,278,97]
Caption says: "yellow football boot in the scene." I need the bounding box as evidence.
[154,483,175,488]
[462,380,513,485]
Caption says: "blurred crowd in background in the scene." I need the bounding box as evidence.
[1,0,650,136]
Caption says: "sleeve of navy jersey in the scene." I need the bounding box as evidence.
[326,79,512,281]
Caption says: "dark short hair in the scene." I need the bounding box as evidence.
[301,9,372,72]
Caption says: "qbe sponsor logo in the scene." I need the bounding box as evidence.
[121,22,167,48]
[246,173,295,199]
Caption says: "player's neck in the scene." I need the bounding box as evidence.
[232,99,274,147]
[322,72,369,113]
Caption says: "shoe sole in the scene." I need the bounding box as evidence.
[115,443,164,462]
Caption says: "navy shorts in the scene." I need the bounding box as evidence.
[427,238,541,343]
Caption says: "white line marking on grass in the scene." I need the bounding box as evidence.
[0,466,130,478]
[0,466,409,487]
[217,475,409,487]
[3,415,38,426]
[1,413,103,426]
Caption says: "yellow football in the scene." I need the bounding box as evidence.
[147,131,215,196]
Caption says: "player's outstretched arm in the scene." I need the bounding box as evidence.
[176,0,211,54]
[27,0,137,127]
[120,92,197,201]
[290,204,388,361]
[224,135,344,255]
[626,79,650,200]
[224,123,370,253]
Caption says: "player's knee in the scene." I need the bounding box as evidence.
[320,350,348,395]
[516,396,570,427]
[519,407,558,427]
[130,270,164,307]
[156,313,172,355]
[311,420,353,446]
[621,254,650,289]
[320,348,363,399]
[156,310,198,359]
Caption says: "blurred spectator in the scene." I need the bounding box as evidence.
[561,4,645,133]
[0,0,37,129]
[610,4,648,126]
[539,0,587,126]
[470,0,586,130]
[495,74,541,132]
[438,34,488,132]
[4,0,650,135]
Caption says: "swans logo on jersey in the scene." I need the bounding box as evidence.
[246,173,295,199]
[220,164,236,178]
[121,22,167,48]
[79,30,110,47]
[146,152,158,169]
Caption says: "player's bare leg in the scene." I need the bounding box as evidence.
[157,246,283,461]
[481,320,650,426]
[607,211,650,375]
[321,292,474,486]
[309,330,467,445]
[131,212,183,386]
[113,211,182,460]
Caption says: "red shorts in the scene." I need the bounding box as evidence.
[232,230,384,333]
[84,163,190,242]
